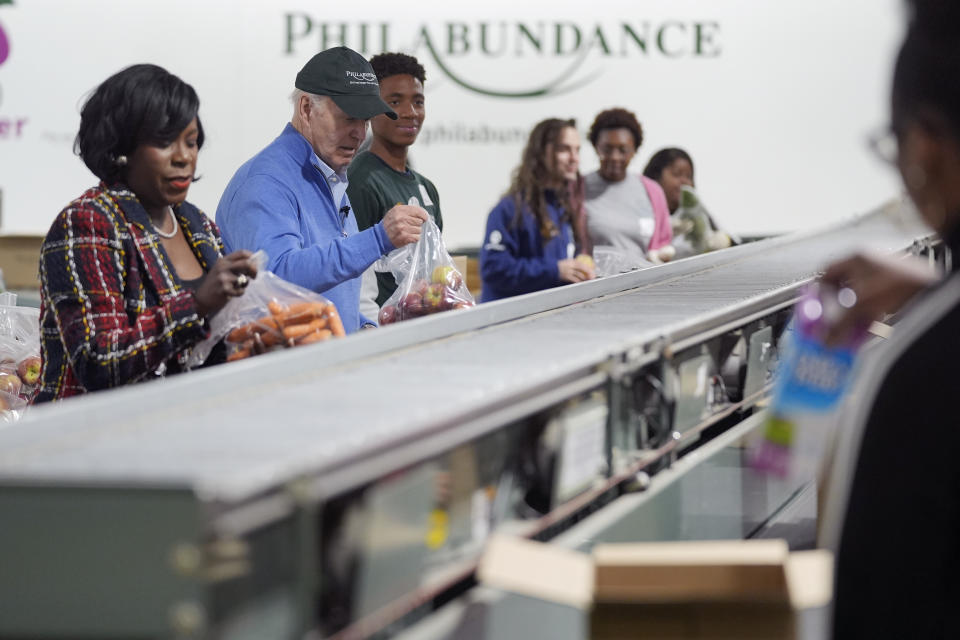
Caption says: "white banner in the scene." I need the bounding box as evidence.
[0,0,906,251]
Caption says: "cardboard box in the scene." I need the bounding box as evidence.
[478,536,832,639]
[450,254,482,300]
[0,234,44,290]
[451,255,468,282]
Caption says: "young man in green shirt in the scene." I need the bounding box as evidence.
[348,52,443,313]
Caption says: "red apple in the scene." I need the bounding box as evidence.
[0,372,21,396]
[17,356,41,386]
[441,287,465,311]
[423,283,445,311]
[378,304,398,325]
[410,279,430,297]
[431,265,463,290]
[0,393,10,412]
[400,292,424,319]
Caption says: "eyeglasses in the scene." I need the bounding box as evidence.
[868,126,898,166]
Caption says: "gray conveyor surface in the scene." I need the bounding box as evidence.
[0,202,929,506]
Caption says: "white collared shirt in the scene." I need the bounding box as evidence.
[311,153,349,209]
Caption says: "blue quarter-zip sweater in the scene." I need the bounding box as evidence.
[479,193,575,303]
[216,124,394,333]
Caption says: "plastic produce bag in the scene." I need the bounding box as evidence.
[0,292,40,423]
[592,246,653,278]
[189,251,345,366]
[377,217,475,324]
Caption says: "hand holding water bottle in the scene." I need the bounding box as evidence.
[749,283,868,479]
[820,251,938,346]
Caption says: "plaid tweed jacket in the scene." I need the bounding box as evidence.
[34,183,224,402]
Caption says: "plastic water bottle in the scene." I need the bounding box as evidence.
[749,284,867,480]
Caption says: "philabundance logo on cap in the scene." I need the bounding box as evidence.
[345,70,377,86]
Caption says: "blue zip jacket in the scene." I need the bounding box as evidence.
[216,124,393,333]
[480,193,575,302]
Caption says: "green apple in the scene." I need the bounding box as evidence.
[431,265,463,290]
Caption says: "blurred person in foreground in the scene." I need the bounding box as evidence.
[479,118,594,302]
[820,1,960,636]
[34,64,257,403]
[583,108,674,264]
[216,46,427,333]
[348,52,443,318]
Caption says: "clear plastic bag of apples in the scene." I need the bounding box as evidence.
[378,218,475,325]
[0,293,40,423]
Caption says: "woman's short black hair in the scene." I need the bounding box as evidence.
[588,107,643,149]
[369,52,426,84]
[75,64,204,183]
[642,147,695,183]
[892,0,960,138]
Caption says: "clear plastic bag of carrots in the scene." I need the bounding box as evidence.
[188,251,344,366]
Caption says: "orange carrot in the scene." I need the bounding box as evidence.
[285,301,324,315]
[268,300,287,316]
[227,348,251,362]
[277,302,327,326]
[253,315,279,331]
[261,329,285,347]
[282,318,326,340]
[227,325,252,343]
[297,329,332,345]
[325,305,345,337]
[227,314,280,343]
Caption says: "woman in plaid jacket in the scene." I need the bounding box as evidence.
[34,65,257,402]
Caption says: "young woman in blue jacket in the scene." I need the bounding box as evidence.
[480,118,595,302]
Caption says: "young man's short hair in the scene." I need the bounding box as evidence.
[369,53,426,83]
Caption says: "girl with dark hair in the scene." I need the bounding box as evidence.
[819,1,960,636]
[583,108,674,263]
[644,147,737,257]
[642,147,694,215]
[34,64,257,402]
[479,118,595,302]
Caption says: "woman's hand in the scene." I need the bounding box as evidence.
[194,250,258,319]
[820,251,938,345]
[558,258,595,283]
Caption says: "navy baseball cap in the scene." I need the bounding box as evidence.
[295,46,398,120]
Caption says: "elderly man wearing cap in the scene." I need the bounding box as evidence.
[216,46,428,333]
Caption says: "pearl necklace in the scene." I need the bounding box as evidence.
[153,207,179,239]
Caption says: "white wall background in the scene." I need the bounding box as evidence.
[0,0,906,251]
